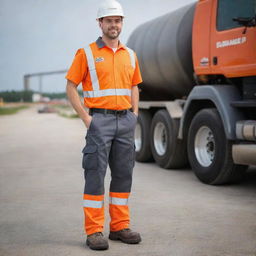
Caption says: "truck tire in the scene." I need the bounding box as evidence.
[150,109,188,169]
[135,110,153,162]
[187,108,247,185]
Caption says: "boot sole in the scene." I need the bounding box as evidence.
[86,239,109,250]
[109,234,141,244]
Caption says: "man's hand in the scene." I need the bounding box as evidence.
[133,111,138,117]
[83,115,93,129]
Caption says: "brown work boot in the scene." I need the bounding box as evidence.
[109,228,141,244]
[86,232,109,250]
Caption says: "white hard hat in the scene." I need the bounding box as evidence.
[97,0,124,19]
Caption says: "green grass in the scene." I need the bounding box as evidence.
[53,104,79,119]
[59,112,79,119]
[0,105,28,115]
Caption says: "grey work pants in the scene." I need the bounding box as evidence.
[82,110,137,195]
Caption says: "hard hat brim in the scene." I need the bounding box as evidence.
[97,12,124,19]
[97,15,125,19]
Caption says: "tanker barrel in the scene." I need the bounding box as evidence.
[127,3,196,101]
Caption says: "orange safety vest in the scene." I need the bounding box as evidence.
[66,37,142,110]
[83,40,140,110]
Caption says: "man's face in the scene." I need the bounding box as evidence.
[99,16,123,40]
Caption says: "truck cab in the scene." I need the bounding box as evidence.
[193,0,256,80]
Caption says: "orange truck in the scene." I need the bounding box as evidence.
[127,0,256,184]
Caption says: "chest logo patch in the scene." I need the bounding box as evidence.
[95,57,104,63]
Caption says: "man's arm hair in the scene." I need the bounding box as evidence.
[131,85,139,116]
[66,80,91,127]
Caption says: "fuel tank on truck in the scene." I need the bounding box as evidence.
[127,3,196,100]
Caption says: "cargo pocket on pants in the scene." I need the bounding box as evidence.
[82,144,98,171]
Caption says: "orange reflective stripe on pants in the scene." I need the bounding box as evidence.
[109,192,130,232]
[83,194,104,235]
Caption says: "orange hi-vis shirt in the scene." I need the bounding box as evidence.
[66,37,143,110]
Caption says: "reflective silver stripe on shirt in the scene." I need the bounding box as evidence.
[84,46,100,91]
[83,88,131,98]
[126,47,136,69]
[83,200,104,208]
[109,197,128,206]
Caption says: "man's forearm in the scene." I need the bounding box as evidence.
[66,80,91,126]
[131,85,139,115]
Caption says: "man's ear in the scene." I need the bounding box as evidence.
[98,19,103,29]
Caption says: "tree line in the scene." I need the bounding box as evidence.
[0,90,33,102]
[0,90,80,102]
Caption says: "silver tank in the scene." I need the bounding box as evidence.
[127,3,196,100]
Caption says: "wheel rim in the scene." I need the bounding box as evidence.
[194,126,215,167]
[135,123,142,152]
[153,122,167,156]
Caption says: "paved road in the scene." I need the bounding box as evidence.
[1,106,256,256]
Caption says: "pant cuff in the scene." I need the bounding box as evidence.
[86,228,104,236]
[110,223,129,232]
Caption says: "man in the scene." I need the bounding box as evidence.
[65,0,142,251]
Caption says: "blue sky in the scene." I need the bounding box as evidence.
[0,0,195,93]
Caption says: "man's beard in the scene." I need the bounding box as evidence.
[103,27,121,40]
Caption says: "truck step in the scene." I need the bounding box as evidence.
[236,120,256,141]
[230,100,256,108]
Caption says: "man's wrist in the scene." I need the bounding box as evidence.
[133,110,138,116]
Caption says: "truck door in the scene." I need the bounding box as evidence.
[210,0,256,78]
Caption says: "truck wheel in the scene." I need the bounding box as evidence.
[150,109,188,169]
[135,110,153,162]
[187,108,247,185]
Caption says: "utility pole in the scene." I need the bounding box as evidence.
[39,76,42,94]
[24,75,30,91]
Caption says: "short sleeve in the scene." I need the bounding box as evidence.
[132,53,143,86]
[65,49,87,86]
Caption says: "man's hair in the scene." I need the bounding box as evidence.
[98,17,123,22]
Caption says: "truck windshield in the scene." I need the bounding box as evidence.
[217,0,256,31]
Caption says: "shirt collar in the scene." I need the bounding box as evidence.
[96,37,126,50]
[96,37,105,48]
